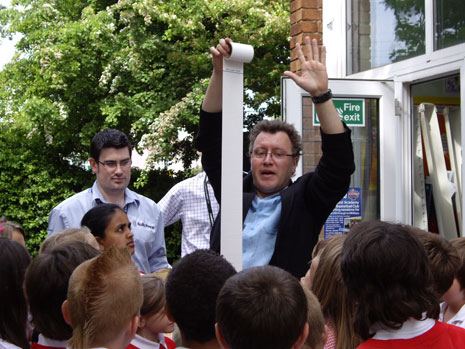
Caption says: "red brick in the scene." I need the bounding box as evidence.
[302,9,321,20]
[290,10,302,24]
[302,104,312,116]
[303,141,322,153]
[291,0,322,11]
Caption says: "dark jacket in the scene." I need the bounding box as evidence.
[195,109,355,278]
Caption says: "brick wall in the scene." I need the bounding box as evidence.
[290,0,323,173]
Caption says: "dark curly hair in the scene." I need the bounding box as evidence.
[341,221,440,340]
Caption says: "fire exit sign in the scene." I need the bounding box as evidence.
[313,98,365,127]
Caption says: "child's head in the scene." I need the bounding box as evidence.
[301,238,331,290]
[0,220,26,247]
[409,227,460,297]
[39,227,99,253]
[443,238,465,309]
[165,249,236,345]
[137,275,174,341]
[64,246,143,349]
[310,234,360,349]
[25,241,101,340]
[216,265,308,349]
[301,288,326,349]
[341,221,439,340]
[81,203,134,254]
[0,237,31,349]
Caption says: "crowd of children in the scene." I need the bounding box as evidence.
[2,210,465,348]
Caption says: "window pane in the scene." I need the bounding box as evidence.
[348,0,425,74]
[435,0,465,50]
[302,96,379,224]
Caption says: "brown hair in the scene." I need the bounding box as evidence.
[216,265,307,349]
[140,275,165,316]
[0,221,25,240]
[248,119,302,156]
[341,221,439,340]
[67,247,143,349]
[311,235,361,349]
[25,241,101,340]
[410,227,460,296]
[302,288,325,349]
[39,227,96,254]
[451,238,465,290]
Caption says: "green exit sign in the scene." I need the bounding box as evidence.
[313,98,365,127]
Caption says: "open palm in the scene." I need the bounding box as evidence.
[284,37,328,96]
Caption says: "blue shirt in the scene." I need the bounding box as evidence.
[47,181,170,273]
[242,193,281,269]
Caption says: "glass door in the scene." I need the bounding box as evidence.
[281,77,397,222]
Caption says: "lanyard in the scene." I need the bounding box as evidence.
[204,175,215,228]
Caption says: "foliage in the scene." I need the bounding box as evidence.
[0,123,94,255]
[0,0,290,257]
[383,0,425,62]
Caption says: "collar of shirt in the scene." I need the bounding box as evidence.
[130,333,167,349]
[242,193,282,269]
[371,317,435,340]
[90,181,140,210]
[37,334,67,348]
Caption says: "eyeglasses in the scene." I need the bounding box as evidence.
[251,149,298,160]
[98,158,132,169]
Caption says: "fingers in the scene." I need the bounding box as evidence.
[298,36,325,64]
[304,36,313,62]
[320,45,326,66]
[217,38,232,58]
[311,38,319,62]
[283,70,299,81]
[296,43,307,66]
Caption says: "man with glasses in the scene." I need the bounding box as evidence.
[47,129,170,273]
[196,37,355,278]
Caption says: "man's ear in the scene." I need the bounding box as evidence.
[61,300,72,326]
[292,322,309,349]
[215,323,229,349]
[165,303,175,322]
[89,157,98,175]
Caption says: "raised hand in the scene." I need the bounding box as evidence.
[284,37,328,97]
[210,38,232,75]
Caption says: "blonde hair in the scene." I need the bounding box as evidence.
[311,235,361,349]
[67,247,143,349]
[40,227,96,254]
[302,288,325,349]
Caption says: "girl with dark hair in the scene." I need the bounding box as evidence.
[342,221,465,348]
[0,237,31,349]
[81,204,135,255]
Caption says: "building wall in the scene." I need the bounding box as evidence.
[290,0,323,173]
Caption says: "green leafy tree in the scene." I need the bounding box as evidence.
[0,0,290,254]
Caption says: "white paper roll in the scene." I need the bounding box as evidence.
[226,42,254,63]
[221,42,254,271]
